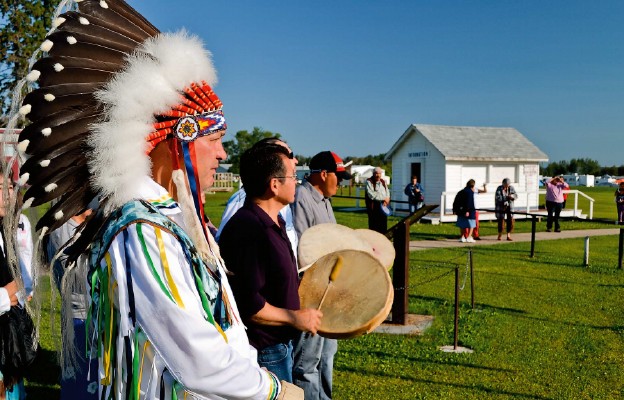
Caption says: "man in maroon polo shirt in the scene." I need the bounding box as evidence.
[219,143,322,384]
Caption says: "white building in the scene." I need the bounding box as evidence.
[595,175,618,187]
[561,173,595,187]
[349,165,390,185]
[384,124,548,220]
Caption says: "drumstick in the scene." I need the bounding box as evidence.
[317,255,343,311]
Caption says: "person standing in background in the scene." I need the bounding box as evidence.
[0,169,26,400]
[615,181,624,225]
[495,179,517,241]
[404,176,424,214]
[545,176,566,232]
[455,180,477,243]
[561,176,570,209]
[471,183,487,240]
[365,168,390,233]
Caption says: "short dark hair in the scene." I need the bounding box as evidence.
[240,144,289,199]
[252,136,283,149]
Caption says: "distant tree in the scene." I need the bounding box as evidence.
[222,127,280,173]
[541,158,609,177]
[0,0,62,124]
[295,154,311,166]
[557,158,601,176]
[599,166,618,176]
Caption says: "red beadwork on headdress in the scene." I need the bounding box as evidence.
[146,81,224,153]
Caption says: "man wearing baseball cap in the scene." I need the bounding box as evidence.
[290,151,351,399]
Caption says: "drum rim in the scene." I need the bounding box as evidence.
[298,249,394,339]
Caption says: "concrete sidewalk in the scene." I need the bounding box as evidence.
[409,228,621,251]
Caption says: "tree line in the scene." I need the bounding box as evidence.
[222,127,391,175]
[540,158,624,177]
[1,0,62,123]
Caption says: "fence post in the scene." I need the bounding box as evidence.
[454,266,459,350]
[619,228,623,270]
[469,249,475,309]
[584,236,590,267]
[530,216,536,258]
[390,221,410,324]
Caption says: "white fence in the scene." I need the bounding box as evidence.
[435,190,594,223]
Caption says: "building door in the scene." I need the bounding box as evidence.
[411,163,422,182]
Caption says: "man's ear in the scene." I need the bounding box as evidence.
[320,170,328,182]
[269,177,280,196]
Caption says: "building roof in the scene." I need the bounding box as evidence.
[385,124,549,162]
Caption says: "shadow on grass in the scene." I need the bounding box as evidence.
[337,365,553,400]
[413,294,623,333]
[409,233,458,241]
[477,270,597,287]
[410,295,528,315]
[342,347,515,373]
[512,313,624,333]
[25,347,60,397]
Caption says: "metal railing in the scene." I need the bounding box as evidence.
[437,189,595,222]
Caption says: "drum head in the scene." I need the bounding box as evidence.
[354,229,396,270]
[297,223,369,272]
[299,249,393,339]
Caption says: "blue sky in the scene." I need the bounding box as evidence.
[130,0,623,166]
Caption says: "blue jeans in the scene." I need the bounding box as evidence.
[409,202,424,214]
[60,319,99,400]
[293,333,337,400]
[257,341,294,383]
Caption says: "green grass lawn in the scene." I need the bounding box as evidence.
[335,236,624,399]
[25,186,624,399]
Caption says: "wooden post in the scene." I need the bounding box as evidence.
[390,221,410,324]
[530,216,536,258]
[469,249,475,310]
[619,228,623,270]
[454,266,460,350]
[583,236,590,267]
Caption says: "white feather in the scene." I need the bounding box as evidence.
[39,227,49,240]
[18,173,30,186]
[17,140,30,153]
[44,93,56,101]
[67,36,77,45]
[79,17,89,25]
[41,40,54,52]
[100,1,108,9]
[27,70,41,82]
[42,128,52,136]
[22,197,35,210]
[54,210,64,220]
[54,63,64,72]
[40,160,51,167]
[53,17,66,27]
[45,183,58,192]
[19,104,31,115]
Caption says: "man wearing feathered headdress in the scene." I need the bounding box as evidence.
[8,0,302,398]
